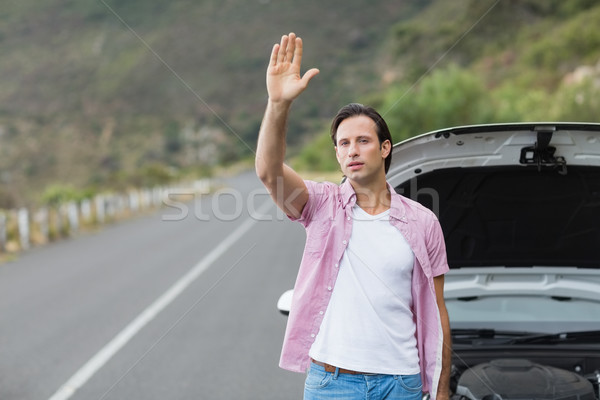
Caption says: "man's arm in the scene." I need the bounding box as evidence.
[255,33,319,219]
[434,274,451,400]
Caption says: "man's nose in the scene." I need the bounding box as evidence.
[348,141,359,157]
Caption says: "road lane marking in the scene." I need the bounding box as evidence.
[48,200,273,400]
[99,244,257,400]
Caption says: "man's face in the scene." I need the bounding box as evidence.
[334,115,391,184]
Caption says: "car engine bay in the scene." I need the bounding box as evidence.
[450,355,600,400]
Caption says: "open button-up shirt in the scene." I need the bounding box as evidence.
[280,179,449,398]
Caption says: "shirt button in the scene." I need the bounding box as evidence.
[319,311,324,315]
[327,286,332,291]
[311,334,315,338]
[334,263,339,268]
[347,216,350,221]
[342,240,347,245]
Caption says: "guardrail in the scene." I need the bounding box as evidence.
[0,179,211,257]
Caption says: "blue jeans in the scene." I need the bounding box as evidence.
[304,362,423,400]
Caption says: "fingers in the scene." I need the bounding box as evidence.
[285,32,296,63]
[270,33,318,86]
[269,43,279,67]
[272,33,301,65]
[276,35,288,65]
[292,35,303,69]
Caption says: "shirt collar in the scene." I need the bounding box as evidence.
[340,178,356,208]
[340,179,409,223]
[388,182,409,223]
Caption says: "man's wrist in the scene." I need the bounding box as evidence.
[268,97,293,110]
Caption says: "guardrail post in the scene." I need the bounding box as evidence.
[80,199,92,224]
[0,212,6,252]
[17,207,29,250]
[67,202,79,234]
[106,195,116,219]
[129,191,139,213]
[152,187,162,207]
[95,195,105,224]
[0,180,211,259]
[35,207,49,244]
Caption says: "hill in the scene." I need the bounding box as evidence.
[1,0,600,207]
[293,0,600,172]
[0,0,427,206]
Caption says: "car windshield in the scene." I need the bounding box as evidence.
[446,295,600,334]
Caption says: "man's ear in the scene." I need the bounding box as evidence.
[381,140,392,158]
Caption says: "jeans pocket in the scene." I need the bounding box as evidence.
[305,367,333,390]
[397,373,423,392]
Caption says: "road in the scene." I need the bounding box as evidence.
[0,171,307,400]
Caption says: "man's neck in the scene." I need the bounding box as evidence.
[348,176,391,216]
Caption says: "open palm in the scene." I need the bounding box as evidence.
[267,33,319,103]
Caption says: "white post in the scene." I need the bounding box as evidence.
[0,213,6,252]
[129,191,140,212]
[106,195,116,219]
[81,199,92,223]
[152,187,162,207]
[195,179,210,194]
[95,195,105,223]
[141,189,151,209]
[36,207,49,244]
[17,207,29,250]
[67,202,79,233]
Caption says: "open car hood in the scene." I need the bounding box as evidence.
[387,123,600,269]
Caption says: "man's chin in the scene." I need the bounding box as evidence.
[344,173,369,186]
[344,169,386,188]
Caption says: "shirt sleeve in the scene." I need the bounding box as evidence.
[427,213,450,277]
[287,180,333,227]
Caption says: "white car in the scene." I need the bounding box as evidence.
[278,123,600,399]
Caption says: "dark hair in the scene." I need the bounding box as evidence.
[330,103,393,173]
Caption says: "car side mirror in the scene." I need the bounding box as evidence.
[277,289,293,316]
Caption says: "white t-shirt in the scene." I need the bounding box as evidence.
[309,205,420,375]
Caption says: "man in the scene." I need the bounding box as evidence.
[256,33,451,400]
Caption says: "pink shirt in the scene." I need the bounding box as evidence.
[280,179,449,398]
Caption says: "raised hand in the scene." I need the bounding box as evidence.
[267,33,320,104]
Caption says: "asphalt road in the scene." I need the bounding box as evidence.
[0,171,307,400]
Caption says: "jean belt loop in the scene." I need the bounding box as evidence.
[333,367,340,380]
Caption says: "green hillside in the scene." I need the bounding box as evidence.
[1,0,599,207]
[294,0,600,172]
[0,0,427,206]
